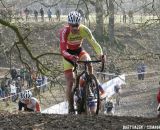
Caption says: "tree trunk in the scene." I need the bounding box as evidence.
[108,0,115,44]
[95,0,104,40]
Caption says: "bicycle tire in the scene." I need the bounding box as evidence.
[74,87,85,114]
[84,74,100,115]
[73,75,84,114]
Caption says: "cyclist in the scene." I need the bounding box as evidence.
[18,90,41,112]
[60,11,106,113]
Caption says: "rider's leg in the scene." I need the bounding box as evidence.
[98,82,107,99]
[79,51,107,101]
[79,51,93,74]
[64,70,75,112]
[63,58,75,113]
[90,106,96,114]
[88,100,97,114]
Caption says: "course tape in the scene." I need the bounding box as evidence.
[97,70,158,77]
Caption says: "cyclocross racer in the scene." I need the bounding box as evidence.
[60,11,106,113]
[18,90,41,112]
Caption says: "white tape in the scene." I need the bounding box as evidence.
[97,70,158,77]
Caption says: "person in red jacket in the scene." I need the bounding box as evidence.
[157,87,160,117]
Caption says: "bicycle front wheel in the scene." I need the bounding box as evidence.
[84,74,100,115]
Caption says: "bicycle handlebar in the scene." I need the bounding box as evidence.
[73,60,104,72]
[77,60,101,63]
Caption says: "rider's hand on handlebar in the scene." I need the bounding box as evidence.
[71,55,79,63]
[99,54,106,63]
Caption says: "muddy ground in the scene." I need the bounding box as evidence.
[0,112,160,130]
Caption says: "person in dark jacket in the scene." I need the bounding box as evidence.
[10,67,17,80]
[137,61,146,80]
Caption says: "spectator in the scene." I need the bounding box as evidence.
[40,7,44,22]
[20,65,27,82]
[1,78,10,102]
[25,70,32,88]
[34,9,38,22]
[10,66,17,80]
[128,10,134,23]
[24,8,30,21]
[123,10,127,23]
[137,61,146,80]
[47,8,52,22]
[1,77,7,98]
[36,75,42,87]
[55,8,60,21]
[42,75,48,92]
[10,80,17,102]
[31,67,37,83]
[16,76,23,93]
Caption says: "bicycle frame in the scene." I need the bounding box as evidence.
[73,60,104,115]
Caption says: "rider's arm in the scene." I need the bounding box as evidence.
[18,100,26,111]
[35,102,41,112]
[81,25,103,56]
[60,27,73,60]
[157,90,160,103]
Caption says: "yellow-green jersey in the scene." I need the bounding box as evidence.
[60,24,103,61]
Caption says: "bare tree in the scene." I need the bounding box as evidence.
[95,0,104,39]
[108,0,115,44]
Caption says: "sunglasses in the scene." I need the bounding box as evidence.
[70,24,79,27]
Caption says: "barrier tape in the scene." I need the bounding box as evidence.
[97,70,159,77]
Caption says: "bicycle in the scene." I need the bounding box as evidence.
[72,60,104,115]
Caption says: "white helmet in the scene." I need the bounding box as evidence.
[68,11,81,24]
[21,90,32,100]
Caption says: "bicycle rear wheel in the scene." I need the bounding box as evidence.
[73,87,85,114]
[84,74,100,115]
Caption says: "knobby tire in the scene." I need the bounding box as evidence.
[84,74,100,115]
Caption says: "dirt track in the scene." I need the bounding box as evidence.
[115,74,159,118]
[0,112,160,130]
